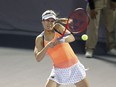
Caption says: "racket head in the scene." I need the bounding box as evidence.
[66,8,90,34]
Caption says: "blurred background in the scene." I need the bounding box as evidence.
[0,0,116,87]
[0,0,114,51]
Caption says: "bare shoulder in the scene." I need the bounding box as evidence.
[35,34,43,47]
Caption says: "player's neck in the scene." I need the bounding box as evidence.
[44,30,54,34]
[44,30,55,41]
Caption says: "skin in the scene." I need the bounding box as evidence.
[34,18,89,87]
[46,78,89,87]
[34,18,75,62]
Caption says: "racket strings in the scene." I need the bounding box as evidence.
[68,10,89,33]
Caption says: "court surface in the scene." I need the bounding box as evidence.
[0,47,116,87]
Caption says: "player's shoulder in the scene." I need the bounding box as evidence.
[35,32,44,42]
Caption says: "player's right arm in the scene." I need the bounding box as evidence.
[34,35,54,62]
[54,23,75,43]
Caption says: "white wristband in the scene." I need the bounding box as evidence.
[59,38,65,43]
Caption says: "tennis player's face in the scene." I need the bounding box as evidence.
[42,18,56,31]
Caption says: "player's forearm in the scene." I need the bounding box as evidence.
[64,34,75,43]
[35,45,49,62]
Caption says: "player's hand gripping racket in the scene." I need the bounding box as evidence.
[60,8,90,38]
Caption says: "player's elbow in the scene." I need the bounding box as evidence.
[36,58,42,62]
[34,53,42,62]
[70,35,75,42]
[71,37,75,42]
[34,50,42,62]
[66,37,75,43]
[65,35,75,43]
[36,56,42,62]
[72,37,76,42]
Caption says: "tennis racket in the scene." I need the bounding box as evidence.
[59,8,90,39]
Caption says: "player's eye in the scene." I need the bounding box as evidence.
[46,19,55,23]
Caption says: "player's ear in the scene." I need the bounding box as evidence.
[41,20,45,26]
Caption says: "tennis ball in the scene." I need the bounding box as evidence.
[81,34,88,41]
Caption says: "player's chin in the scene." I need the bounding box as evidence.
[46,29,53,32]
[47,26,54,29]
[46,28,53,31]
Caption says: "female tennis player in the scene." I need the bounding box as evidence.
[34,10,89,87]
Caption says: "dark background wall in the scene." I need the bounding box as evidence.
[0,0,115,53]
[0,0,86,35]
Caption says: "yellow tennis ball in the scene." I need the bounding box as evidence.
[81,34,88,41]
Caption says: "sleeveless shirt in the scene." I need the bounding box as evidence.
[42,31,78,68]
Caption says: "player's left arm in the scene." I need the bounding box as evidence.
[54,23,75,43]
[56,18,68,24]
